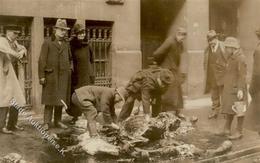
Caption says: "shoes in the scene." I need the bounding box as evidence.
[55,122,68,129]
[208,112,218,119]
[11,125,24,131]
[228,132,243,140]
[2,127,14,134]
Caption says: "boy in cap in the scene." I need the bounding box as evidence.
[71,86,126,137]
[204,30,226,119]
[117,66,174,122]
[38,19,72,130]
[152,27,187,118]
[216,37,247,140]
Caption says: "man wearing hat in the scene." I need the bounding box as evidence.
[216,37,247,140]
[117,66,174,122]
[71,86,126,137]
[152,27,187,118]
[0,27,26,134]
[38,19,72,130]
[204,30,226,119]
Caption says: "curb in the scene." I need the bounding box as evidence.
[197,145,260,163]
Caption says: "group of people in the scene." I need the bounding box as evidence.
[1,18,260,142]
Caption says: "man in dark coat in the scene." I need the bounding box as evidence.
[204,30,226,119]
[38,19,72,130]
[152,27,186,117]
[71,86,126,137]
[216,37,247,140]
[117,66,174,122]
[244,28,260,135]
[67,23,95,124]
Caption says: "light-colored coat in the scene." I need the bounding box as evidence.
[0,37,25,107]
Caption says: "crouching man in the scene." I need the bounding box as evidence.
[117,66,174,122]
[71,86,126,137]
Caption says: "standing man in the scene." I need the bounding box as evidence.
[204,30,226,119]
[0,27,26,134]
[152,27,187,118]
[38,19,72,130]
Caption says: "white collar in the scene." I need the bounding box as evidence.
[212,41,219,53]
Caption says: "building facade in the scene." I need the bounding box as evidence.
[0,0,141,112]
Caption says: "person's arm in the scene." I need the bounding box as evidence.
[38,41,49,83]
[0,37,21,59]
[153,36,173,63]
[237,54,247,100]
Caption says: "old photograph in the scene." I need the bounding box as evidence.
[0,0,260,162]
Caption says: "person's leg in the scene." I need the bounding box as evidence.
[0,107,13,134]
[216,114,233,136]
[54,106,67,129]
[208,86,221,119]
[7,106,23,131]
[117,96,135,122]
[43,105,53,130]
[71,92,98,137]
[152,97,162,117]
[229,116,244,140]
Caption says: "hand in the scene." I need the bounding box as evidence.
[144,114,150,122]
[110,123,120,130]
[40,78,46,85]
[17,50,26,59]
[237,90,243,100]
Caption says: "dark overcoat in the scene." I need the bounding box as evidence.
[38,36,72,106]
[203,41,225,93]
[152,36,184,110]
[244,42,260,131]
[220,50,247,115]
[70,38,94,89]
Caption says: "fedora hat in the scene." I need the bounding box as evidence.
[54,19,70,30]
[207,30,217,41]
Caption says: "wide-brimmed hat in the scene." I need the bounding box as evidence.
[224,37,240,49]
[54,19,70,30]
[72,23,85,34]
[207,30,217,41]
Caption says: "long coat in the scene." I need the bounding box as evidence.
[244,42,260,131]
[38,36,72,106]
[203,41,225,93]
[220,50,247,115]
[0,37,25,107]
[152,35,184,110]
[70,38,94,89]
[74,86,117,124]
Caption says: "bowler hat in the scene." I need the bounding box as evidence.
[207,30,217,41]
[160,69,174,85]
[54,19,70,30]
[72,23,85,34]
[224,37,240,49]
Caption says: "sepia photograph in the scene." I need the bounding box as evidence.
[0,0,260,162]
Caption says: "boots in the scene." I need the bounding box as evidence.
[228,116,244,140]
[216,115,233,136]
[87,122,98,137]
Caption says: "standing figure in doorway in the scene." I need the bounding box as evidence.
[152,27,187,118]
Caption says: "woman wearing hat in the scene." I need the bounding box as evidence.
[67,23,95,124]
[216,37,247,140]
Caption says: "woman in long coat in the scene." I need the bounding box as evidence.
[67,23,95,124]
[244,29,260,134]
[217,37,247,140]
